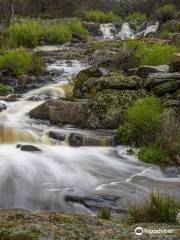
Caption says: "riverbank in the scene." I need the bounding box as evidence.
[0,210,179,240]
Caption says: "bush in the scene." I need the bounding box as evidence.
[0,84,12,95]
[9,20,42,47]
[134,43,176,66]
[138,145,170,164]
[117,125,137,145]
[43,24,72,45]
[157,4,177,22]
[125,192,179,224]
[160,28,171,39]
[83,10,119,23]
[65,19,88,37]
[126,12,147,22]
[98,208,111,220]
[0,49,44,76]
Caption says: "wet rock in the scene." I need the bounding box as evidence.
[169,53,180,72]
[71,32,86,44]
[74,67,103,98]
[0,100,7,112]
[6,94,21,102]
[145,72,180,96]
[69,133,84,147]
[17,144,41,152]
[49,131,66,141]
[82,22,102,36]
[29,100,88,126]
[74,72,144,99]
[136,65,169,78]
[86,89,149,129]
[65,194,126,214]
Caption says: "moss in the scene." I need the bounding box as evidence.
[0,84,12,95]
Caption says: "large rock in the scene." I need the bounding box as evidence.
[145,72,180,96]
[74,67,103,98]
[82,22,102,36]
[74,72,144,99]
[29,100,87,126]
[0,100,7,112]
[135,65,169,78]
[86,89,149,129]
[169,53,180,72]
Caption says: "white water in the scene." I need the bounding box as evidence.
[0,53,179,213]
[100,21,159,40]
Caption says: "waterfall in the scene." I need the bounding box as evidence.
[100,23,116,40]
[117,22,134,40]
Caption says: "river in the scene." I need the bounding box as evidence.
[0,49,179,214]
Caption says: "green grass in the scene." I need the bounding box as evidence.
[138,146,170,164]
[0,49,44,76]
[98,208,111,220]
[8,19,88,47]
[125,12,147,22]
[134,43,176,66]
[9,20,42,48]
[83,10,119,23]
[124,192,179,224]
[0,84,12,95]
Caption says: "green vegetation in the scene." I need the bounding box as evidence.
[0,84,12,95]
[98,208,111,220]
[0,49,44,76]
[117,97,163,145]
[157,4,177,22]
[83,10,119,23]
[126,12,147,22]
[125,192,179,224]
[138,146,170,164]
[160,28,171,39]
[134,43,176,66]
[8,19,88,48]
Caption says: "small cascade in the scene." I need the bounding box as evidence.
[117,22,134,40]
[100,23,116,40]
[136,21,159,37]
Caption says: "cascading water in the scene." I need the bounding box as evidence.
[100,23,116,40]
[0,49,179,213]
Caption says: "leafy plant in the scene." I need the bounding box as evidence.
[157,4,177,22]
[98,208,111,220]
[138,145,170,164]
[83,10,119,23]
[0,84,12,95]
[126,12,147,22]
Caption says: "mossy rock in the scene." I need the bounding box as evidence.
[74,72,144,99]
[86,89,149,129]
[73,67,103,97]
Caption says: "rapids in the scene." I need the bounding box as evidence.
[0,50,179,213]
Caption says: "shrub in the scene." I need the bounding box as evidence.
[98,208,111,220]
[134,43,176,66]
[157,4,177,22]
[0,84,12,95]
[117,125,137,145]
[43,24,72,45]
[138,145,170,164]
[125,192,179,224]
[65,19,88,37]
[160,28,171,39]
[83,10,119,23]
[126,12,147,22]
[127,97,163,144]
[0,49,44,76]
[9,21,42,47]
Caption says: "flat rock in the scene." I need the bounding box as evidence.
[136,65,169,78]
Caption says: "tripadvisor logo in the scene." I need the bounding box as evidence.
[135,227,175,236]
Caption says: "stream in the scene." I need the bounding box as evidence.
[0,49,179,215]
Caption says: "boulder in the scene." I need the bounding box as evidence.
[69,133,84,147]
[169,53,180,72]
[82,22,102,36]
[145,72,180,95]
[74,72,144,99]
[48,131,66,141]
[135,65,169,78]
[86,89,149,129]
[0,100,7,112]
[17,144,41,152]
[73,67,103,98]
[6,94,21,102]
[71,32,86,44]
[29,100,88,126]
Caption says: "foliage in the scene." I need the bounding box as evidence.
[0,84,12,95]
[117,125,137,145]
[157,4,177,22]
[83,10,119,23]
[125,192,179,224]
[126,12,147,22]
[98,208,111,220]
[9,20,42,47]
[0,49,44,76]
[160,28,171,39]
[43,24,72,45]
[138,145,170,164]
[65,19,88,37]
[134,43,176,66]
